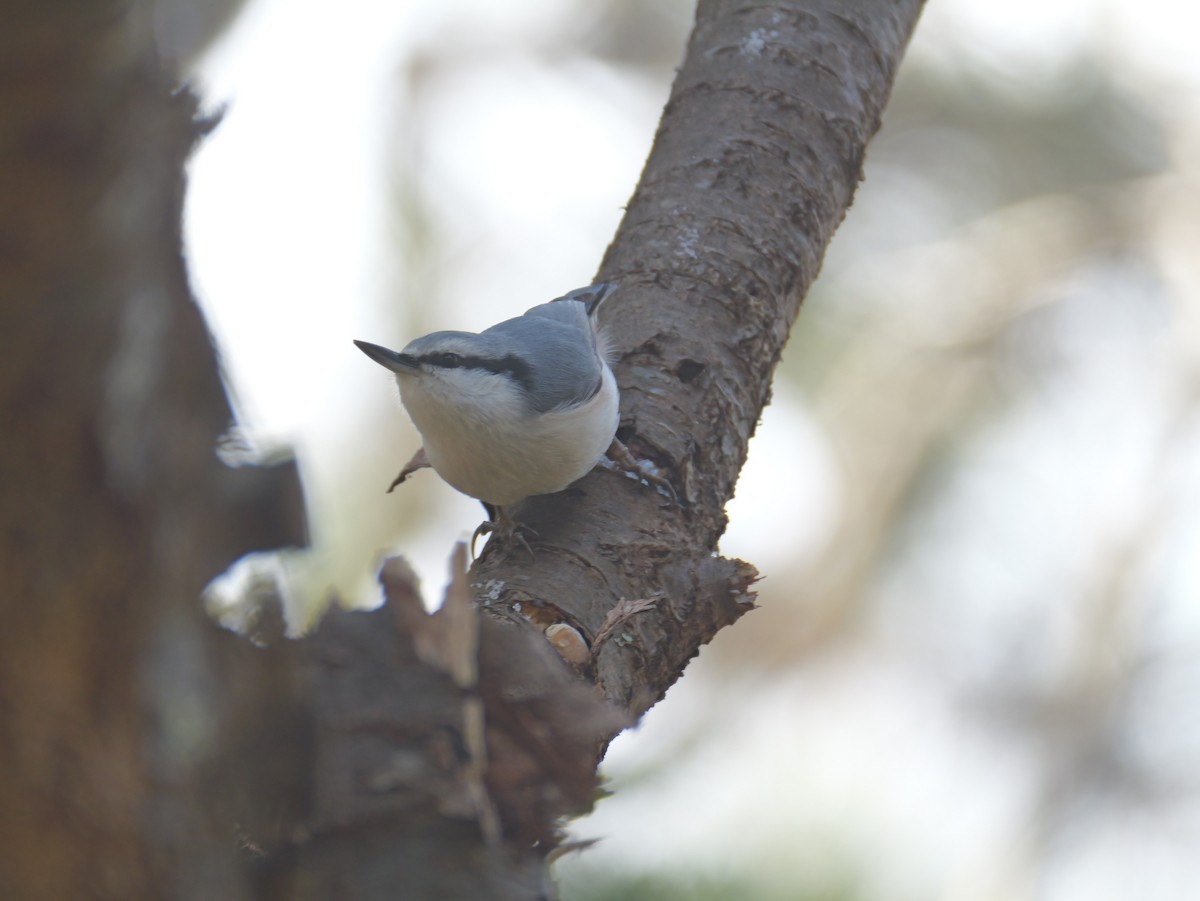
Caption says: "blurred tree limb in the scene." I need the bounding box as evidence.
[0,0,922,898]
[0,3,305,899]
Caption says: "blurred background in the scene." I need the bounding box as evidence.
[165,0,1200,897]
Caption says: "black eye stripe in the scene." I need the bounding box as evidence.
[419,352,534,393]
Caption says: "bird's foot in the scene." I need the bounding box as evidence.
[471,505,538,559]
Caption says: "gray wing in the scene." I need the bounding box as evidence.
[482,295,606,414]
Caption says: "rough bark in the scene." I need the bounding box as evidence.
[253,554,627,900]
[474,0,924,714]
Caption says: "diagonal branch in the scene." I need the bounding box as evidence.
[471,0,925,720]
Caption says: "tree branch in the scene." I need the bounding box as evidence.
[473,0,924,716]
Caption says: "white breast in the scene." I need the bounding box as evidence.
[397,366,619,507]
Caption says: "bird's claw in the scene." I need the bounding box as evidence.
[471,510,537,559]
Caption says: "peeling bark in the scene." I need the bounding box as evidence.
[253,554,626,900]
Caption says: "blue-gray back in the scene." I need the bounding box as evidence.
[483,299,603,414]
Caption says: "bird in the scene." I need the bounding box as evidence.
[354,283,639,547]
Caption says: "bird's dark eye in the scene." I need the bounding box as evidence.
[440,352,462,367]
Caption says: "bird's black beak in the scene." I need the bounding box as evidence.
[353,340,419,373]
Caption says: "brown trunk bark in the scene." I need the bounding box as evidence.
[0,4,304,899]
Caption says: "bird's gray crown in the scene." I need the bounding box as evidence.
[396,293,606,413]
